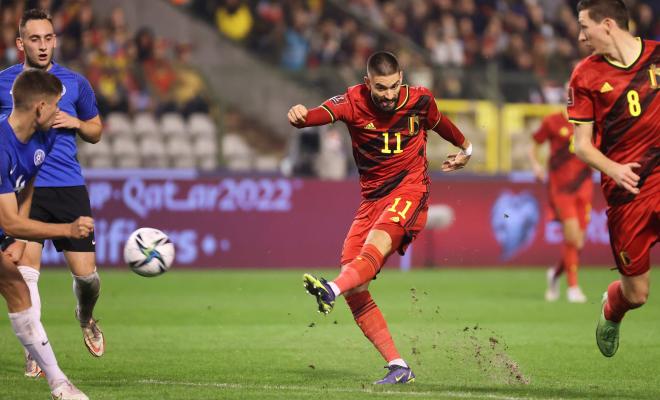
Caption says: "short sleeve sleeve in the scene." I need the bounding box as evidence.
[320,93,352,123]
[532,117,550,144]
[0,151,15,194]
[567,67,594,124]
[423,89,442,130]
[76,76,99,121]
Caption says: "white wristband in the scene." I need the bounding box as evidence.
[459,143,472,157]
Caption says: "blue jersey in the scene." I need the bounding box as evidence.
[0,63,99,187]
[0,118,55,236]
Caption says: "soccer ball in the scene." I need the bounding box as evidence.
[123,228,175,277]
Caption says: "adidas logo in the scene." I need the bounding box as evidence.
[364,122,376,130]
[600,82,613,93]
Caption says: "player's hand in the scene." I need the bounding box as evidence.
[2,240,25,265]
[532,165,546,182]
[52,110,81,130]
[609,162,641,195]
[287,104,308,126]
[441,152,471,172]
[70,216,94,239]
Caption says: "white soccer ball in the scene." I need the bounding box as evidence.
[123,228,175,277]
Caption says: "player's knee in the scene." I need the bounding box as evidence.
[343,283,369,298]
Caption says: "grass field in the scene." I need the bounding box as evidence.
[1,267,659,400]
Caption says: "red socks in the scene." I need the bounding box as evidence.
[604,280,640,323]
[334,244,384,293]
[562,243,579,287]
[345,291,400,362]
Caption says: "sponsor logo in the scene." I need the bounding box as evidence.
[559,127,569,137]
[600,82,614,93]
[34,149,45,166]
[364,122,376,130]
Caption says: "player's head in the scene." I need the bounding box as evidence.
[11,69,62,130]
[365,51,403,113]
[16,9,57,70]
[576,0,629,54]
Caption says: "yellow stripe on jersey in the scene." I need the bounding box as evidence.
[568,119,594,125]
[394,85,409,111]
[320,104,335,123]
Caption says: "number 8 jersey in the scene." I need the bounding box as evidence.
[320,84,465,200]
[568,38,660,207]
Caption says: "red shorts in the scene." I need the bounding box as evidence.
[340,186,429,266]
[549,183,593,229]
[606,198,659,276]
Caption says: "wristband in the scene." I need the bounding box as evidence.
[459,143,472,157]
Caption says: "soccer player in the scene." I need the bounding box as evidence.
[568,0,659,357]
[528,109,593,303]
[0,69,92,400]
[0,9,105,376]
[288,51,472,383]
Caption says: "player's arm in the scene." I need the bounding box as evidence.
[573,122,640,195]
[0,182,95,240]
[527,141,545,182]
[53,112,102,143]
[429,110,471,171]
[2,178,36,262]
[287,104,334,128]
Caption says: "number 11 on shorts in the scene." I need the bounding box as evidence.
[388,197,412,219]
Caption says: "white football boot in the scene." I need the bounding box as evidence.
[51,380,89,400]
[567,286,587,303]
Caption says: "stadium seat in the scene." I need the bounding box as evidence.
[193,136,218,170]
[187,113,216,139]
[167,136,195,168]
[104,112,133,137]
[80,140,113,168]
[160,112,188,139]
[221,133,252,171]
[139,136,169,168]
[133,112,160,138]
[112,136,141,168]
[254,155,279,172]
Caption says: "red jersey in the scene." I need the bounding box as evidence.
[317,84,465,199]
[568,39,660,207]
[533,112,592,195]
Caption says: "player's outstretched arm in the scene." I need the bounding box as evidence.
[0,191,94,240]
[528,142,546,182]
[287,104,333,128]
[53,112,102,143]
[573,123,640,195]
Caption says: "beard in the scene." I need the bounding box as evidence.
[371,93,399,112]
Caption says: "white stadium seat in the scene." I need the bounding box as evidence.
[160,112,187,138]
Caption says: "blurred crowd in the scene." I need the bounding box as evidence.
[0,0,211,117]
[185,0,658,102]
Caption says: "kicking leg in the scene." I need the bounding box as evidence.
[65,251,104,357]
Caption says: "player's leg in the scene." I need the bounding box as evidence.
[545,196,564,301]
[65,250,104,357]
[562,217,587,303]
[0,255,88,399]
[596,200,657,357]
[16,241,46,377]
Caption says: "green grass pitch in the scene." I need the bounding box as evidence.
[1,267,659,400]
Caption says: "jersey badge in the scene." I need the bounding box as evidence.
[329,95,346,105]
[599,82,614,93]
[364,122,376,130]
[408,115,420,136]
[567,87,574,107]
[559,127,569,137]
[649,64,659,89]
[34,149,45,166]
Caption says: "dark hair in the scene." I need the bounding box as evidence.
[12,69,63,110]
[367,51,400,76]
[577,0,629,30]
[19,9,54,37]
